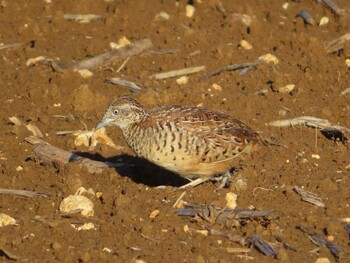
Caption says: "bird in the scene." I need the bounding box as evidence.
[95,96,266,189]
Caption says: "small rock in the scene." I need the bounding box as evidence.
[154,11,170,21]
[225,192,238,209]
[278,84,295,94]
[345,59,350,68]
[75,222,95,231]
[186,4,195,18]
[59,195,94,217]
[211,83,222,91]
[282,3,289,10]
[311,154,320,159]
[76,69,93,78]
[0,213,17,227]
[315,258,330,263]
[176,76,188,85]
[149,210,160,219]
[240,39,253,50]
[258,53,279,65]
[319,17,329,26]
[16,166,23,172]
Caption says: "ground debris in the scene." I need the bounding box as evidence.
[325,33,350,53]
[0,188,47,198]
[25,136,130,174]
[297,225,343,260]
[268,116,349,143]
[204,53,278,80]
[0,246,21,260]
[175,203,273,228]
[106,77,144,93]
[275,236,297,251]
[293,186,325,207]
[296,10,315,25]
[318,0,345,16]
[63,14,103,23]
[150,66,205,80]
[247,235,278,257]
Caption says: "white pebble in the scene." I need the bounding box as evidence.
[319,17,329,26]
[278,84,295,94]
[186,5,195,18]
[282,3,289,10]
[154,11,170,21]
[311,154,320,159]
[176,76,188,85]
[60,195,94,217]
[0,213,17,227]
[240,39,253,50]
[345,59,350,68]
[258,53,279,65]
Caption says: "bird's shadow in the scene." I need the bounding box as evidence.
[73,151,189,187]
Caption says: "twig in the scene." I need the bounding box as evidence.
[275,236,298,252]
[0,43,22,51]
[25,136,130,174]
[268,116,349,143]
[203,60,263,80]
[293,186,325,207]
[0,188,47,198]
[297,225,343,260]
[63,14,103,23]
[340,86,350,96]
[150,66,205,80]
[116,56,130,72]
[209,228,245,243]
[106,77,144,93]
[324,33,350,53]
[296,10,315,25]
[318,0,345,16]
[0,247,21,260]
[248,235,278,256]
[173,191,186,208]
[72,39,152,70]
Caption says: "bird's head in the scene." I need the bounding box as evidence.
[95,97,148,131]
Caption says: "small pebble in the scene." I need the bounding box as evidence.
[319,17,329,26]
[176,76,188,85]
[154,11,170,21]
[225,192,237,209]
[282,3,289,10]
[258,53,279,65]
[211,83,222,91]
[315,258,330,263]
[149,210,160,219]
[311,154,320,159]
[16,166,23,171]
[345,59,350,68]
[76,69,93,78]
[240,39,253,50]
[0,213,17,227]
[185,4,195,18]
[278,84,295,94]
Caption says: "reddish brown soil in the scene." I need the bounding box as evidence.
[0,1,349,262]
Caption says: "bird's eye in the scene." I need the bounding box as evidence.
[113,109,119,115]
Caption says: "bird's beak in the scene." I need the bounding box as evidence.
[95,118,113,131]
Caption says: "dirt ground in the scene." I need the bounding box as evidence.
[0,0,349,262]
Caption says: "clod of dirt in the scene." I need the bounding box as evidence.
[71,84,106,112]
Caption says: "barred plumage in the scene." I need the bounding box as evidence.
[95,96,265,188]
